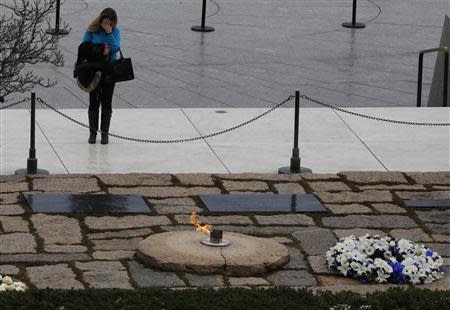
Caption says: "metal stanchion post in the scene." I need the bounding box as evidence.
[342,0,366,29]
[15,93,49,175]
[278,91,312,174]
[46,0,69,36]
[191,0,215,32]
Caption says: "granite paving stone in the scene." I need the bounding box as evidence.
[44,245,87,253]
[31,214,82,244]
[406,172,450,185]
[322,215,417,228]
[154,204,203,214]
[424,243,450,256]
[222,181,269,192]
[308,256,332,274]
[315,190,393,203]
[185,274,225,287]
[270,237,293,244]
[0,204,24,215]
[309,182,351,192]
[340,172,409,184]
[254,214,314,226]
[300,174,340,181]
[88,228,153,240]
[147,198,197,206]
[0,182,28,193]
[32,178,100,193]
[0,265,19,276]
[371,203,407,214]
[433,234,450,242]
[174,215,252,225]
[267,270,317,287]
[357,184,426,191]
[98,173,173,186]
[325,204,372,214]
[395,191,450,200]
[292,228,337,256]
[26,264,84,289]
[109,186,221,197]
[175,174,215,186]
[415,210,450,223]
[284,247,308,269]
[333,229,386,239]
[0,193,19,204]
[432,186,450,190]
[425,223,450,234]
[85,215,171,230]
[273,183,305,194]
[93,251,135,260]
[75,260,132,288]
[0,253,90,263]
[0,216,29,232]
[228,277,270,286]
[216,174,302,182]
[0,233,36,253]
[128,261,185,287]
[389,229,433,242]
[93,238,143,251]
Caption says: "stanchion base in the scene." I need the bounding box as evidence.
[342,22,366,29]
[191,25,215,32]
[15,168,50,175]
[46,28,70,35]
[278,166,312,174]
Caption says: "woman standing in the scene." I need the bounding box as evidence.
[82,8,120,144]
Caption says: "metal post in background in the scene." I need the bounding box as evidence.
[342,0,366,29]
[46,0,69,36]
[191,0,215,32]
[279,91,312,174]
[15,93,49,175]
[417,47,448,107]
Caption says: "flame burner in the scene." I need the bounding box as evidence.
[201,230,231,247]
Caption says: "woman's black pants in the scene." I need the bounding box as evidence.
[88,81,115,136]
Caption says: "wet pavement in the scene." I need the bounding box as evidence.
[3,0,448,108]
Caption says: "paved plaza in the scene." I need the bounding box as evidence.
[4,0,449,108]
[0,172,449,290]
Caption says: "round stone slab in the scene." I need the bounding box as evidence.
[137,231,289,276]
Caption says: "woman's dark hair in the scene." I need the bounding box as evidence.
[87,8,118,32]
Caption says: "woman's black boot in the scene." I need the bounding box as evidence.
[100,111,111,144]
[88,111,99,144]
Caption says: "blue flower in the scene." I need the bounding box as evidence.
[426,250,433,257]
[392,247,400,255]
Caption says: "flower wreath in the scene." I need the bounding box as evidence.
[0,274,26,292]
[325,234,445,284]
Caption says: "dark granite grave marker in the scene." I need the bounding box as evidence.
[200,193,327,213]
[24,194,151,214]
[404,199,450,209]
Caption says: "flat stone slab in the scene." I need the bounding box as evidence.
[24,194,150,213]
[200,194,327,213]
[404,199,450,208]
[137,231,289,276]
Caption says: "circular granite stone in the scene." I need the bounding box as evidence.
[137,231,289,276]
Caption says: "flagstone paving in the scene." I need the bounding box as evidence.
[0,171,449,291]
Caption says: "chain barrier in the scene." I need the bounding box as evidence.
[36,96,294,143]
[0,98,30,110]
[301,95,450,126]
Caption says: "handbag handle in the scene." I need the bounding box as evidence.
[118,49,124,59]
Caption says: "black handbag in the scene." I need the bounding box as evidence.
[106,49,134,83]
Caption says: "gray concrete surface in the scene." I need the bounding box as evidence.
[2,0,449,108]
[1,107,448,174]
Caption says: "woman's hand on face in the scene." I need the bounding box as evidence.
[103,43,110,55]
[101,18,112,33]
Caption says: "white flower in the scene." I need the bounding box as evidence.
[1,276,13,285]
[0,284,5,292]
